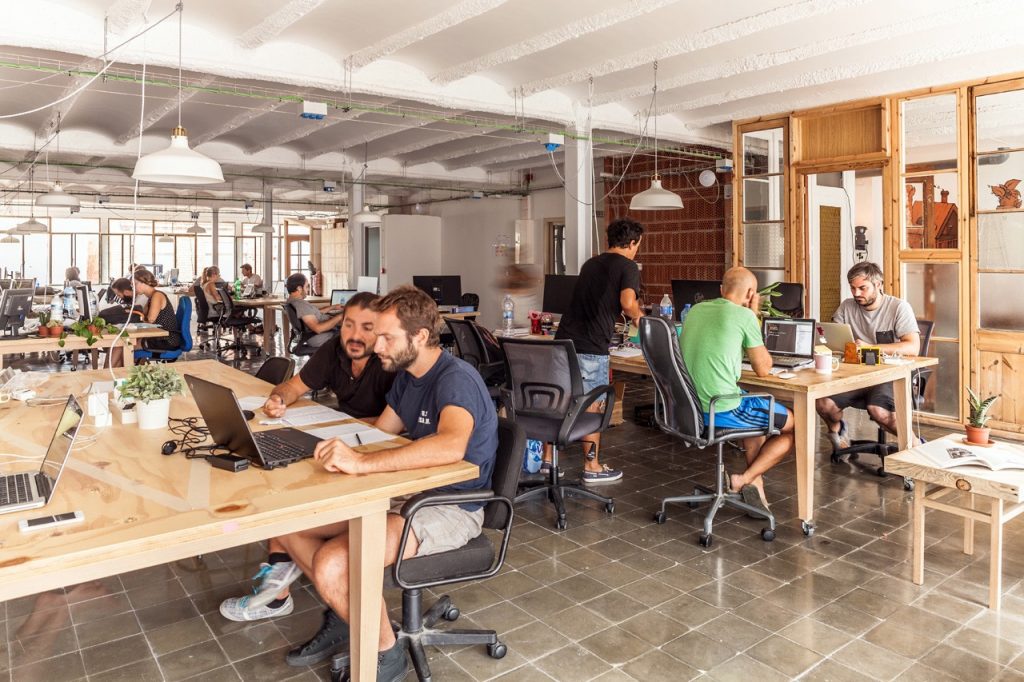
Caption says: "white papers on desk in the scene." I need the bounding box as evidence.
[610,347,643,358]
[307,423,395,447]
[237,396,267,411]
[281,405,352,427]
[126,322,161,330]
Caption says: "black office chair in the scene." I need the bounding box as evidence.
[217,289,261,364]
[639,316,777,547]
[499,338,616,530]
[255,356,295,385]
[445,318,505,398]
[830,319,934,490]
[771,282,805,318]
[192,285,218,351]
[459,292,480,310]
[329,419,524,682]
[283,301,318,358]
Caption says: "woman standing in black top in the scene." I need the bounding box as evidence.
[108,268,182,366]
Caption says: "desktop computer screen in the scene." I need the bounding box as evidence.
[0,288,34,336]
[356,276,378,294]
[75,285,91,321]
[542,274,578,315]
[412,275,461,306]
[670,279,721,316]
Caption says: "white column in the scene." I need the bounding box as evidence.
[211,207,219,268]
[350,180,365,280]
[563,114,593,274]
[263,189,274,284]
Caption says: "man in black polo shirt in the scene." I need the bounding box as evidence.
[219,292,394,622]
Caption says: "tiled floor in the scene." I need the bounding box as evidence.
[5,337,1024,681]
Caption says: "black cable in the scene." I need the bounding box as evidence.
[167,416,231,459]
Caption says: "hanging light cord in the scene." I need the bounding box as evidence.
[653,60,659,180]
[177,1,183,129]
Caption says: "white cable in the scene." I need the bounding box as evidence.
[0,453,42,461]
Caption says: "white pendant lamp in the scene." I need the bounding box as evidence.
[16,167,48,233]
[132,7,223,185]
[351,205,380,222]
[186,220,206,234]
[36,180,81,209]
[0,229,19,244]
[251,218,274,234]
[631,61,682,212]
[252,183,273,233]
[158,234,174,243]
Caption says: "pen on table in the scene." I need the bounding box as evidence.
[354,432,363,446]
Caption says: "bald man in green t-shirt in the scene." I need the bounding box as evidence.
[680,267,795,513]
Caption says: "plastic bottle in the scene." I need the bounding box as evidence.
[502,294,515,333]
[659,294,674,321]
[679,303,692,328]
[62,285,76,320]
[233,278,242,299]
[524,439,543,474]
[50,292,62,320]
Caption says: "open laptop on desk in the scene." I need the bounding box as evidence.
[762,318,816,369]
[185,375,321,469]
[818,322,855,353]
[0,395,82,514]
[331,289,357,306]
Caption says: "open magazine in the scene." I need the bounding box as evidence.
[917,437,1024,472]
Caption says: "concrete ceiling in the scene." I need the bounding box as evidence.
[0,0,1021,212]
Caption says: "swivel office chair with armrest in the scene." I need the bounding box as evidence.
[254,356,295,385]
[133,296,193,363]
[639,316,777,547]
[830,318,934,490]
[445,318,505,401]
[499,338,616,530]
[283,301,318,359]
[329,419,524,682]
[192,284,218,351]
[216,290,262,364]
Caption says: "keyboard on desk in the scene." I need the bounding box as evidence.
[253,430,316,465]
[1,473,34,506]
[770,355,813,368]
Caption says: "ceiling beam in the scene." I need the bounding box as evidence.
[115,75,215,145]
[190,100,289,146]
[244,108,369,155]
[348,0,510,69]
[444,142,547,170]
[517,0,870,96]
[432,0,682,85]
[410,135,522,164]
[35,59,102,139]
[370,127,503,162]
[237,0,328,50]
[304,111,470,161]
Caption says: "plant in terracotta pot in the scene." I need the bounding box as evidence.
[966,388,999,445]
[117,363,184,429]
[58,316,123,347]
[36,310,52,336]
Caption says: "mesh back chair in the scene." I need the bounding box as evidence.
[329,419,524,682]
[283,301,318,358]
[192,284,219,350]
[445,318,505,395]
[771,282,805,317]
[133,296,193,363]
[255,356,296,385]
[830,318,934,490]
[499,338,616,530]
[459,292,480,309]
[639,316,778,547]
[217,289,261,363]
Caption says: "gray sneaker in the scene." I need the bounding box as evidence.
[219,561,301,621]
[219,594,293,622]
[826,420,851,451]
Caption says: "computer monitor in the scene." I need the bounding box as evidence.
[356,276,378,294]
[542,274,578,315]
[165,269,179,285]
[140,264,163,277]
[762,318,816,358]
[671,279,721,317]
[74,284,91,321]
[0,288,34,336]
[412,275,461,306]
[331,289,358,306]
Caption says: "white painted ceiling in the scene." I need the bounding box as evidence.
[0,0,1021,213]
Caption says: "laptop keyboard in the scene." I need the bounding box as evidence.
[0,473,34,506]
[253,431,314,464]
[771,355,812,368]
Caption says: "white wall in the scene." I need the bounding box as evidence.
[379,214,442,294]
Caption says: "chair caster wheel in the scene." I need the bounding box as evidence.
[903,478,915,492]
[761,528,776,542]
[698,533,713,548]
[654,511,666,524]
[875,466,886,477]
[556,517,567,531]
[443,606,460,622]
[802,520,815,537]
[605,501,615,514]
[488,642,507,659]
[830,453,841,464]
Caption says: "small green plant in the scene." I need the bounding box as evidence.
[36,310,51,326]
[967,388,999,428]
[759,282,789,318]
[118,363,184,404]
[58,316,124,347]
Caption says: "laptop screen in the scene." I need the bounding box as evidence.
[39,396,83,500]
[331,289,357,306]
[762,319,815,357]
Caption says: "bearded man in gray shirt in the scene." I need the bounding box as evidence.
[816,262,921,450]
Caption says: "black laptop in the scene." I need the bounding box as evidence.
[184,374,322,469]
[762,318,816,369]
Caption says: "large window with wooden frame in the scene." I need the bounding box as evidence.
[0,217,99,284]
[737,124,787,287]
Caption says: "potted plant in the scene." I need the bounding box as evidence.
[758,282,789,318]
[117,363,184,430]
[966,388,999,445]
[58,316,124,347]
[36,310,52,336]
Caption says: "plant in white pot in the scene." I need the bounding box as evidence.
[118,363,184,430]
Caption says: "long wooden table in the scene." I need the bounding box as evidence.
[611,352,938,535]
[233,295,330,355]
[0,327,169,369]
[0,360,477,681]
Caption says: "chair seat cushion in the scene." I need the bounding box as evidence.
[385,534,494,589]
[705,426,771,441]
[514,413,604,445]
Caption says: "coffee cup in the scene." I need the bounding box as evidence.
[814,352,840,375]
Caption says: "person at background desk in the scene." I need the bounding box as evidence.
[285,273,344,348]
[240,263,263,292]
[816,261,921,450]
[681,266,794,514]
[64,267,82,288]
[107,268,182,366]
[553,217,644,484]
[202,265,226,315]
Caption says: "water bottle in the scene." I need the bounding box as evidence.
[62,285,76,320]
[233,278,242,299]
[502,294,514,333]
[679,303,692,328]
[50,293,62,320]
[524,439,543,474]
[659,294,673,321]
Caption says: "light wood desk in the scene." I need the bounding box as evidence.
[442,311,480,321]
[885,436,1024,609]
[234,296,329,355]
[0,327,169,369]
[0,360,477,682]
[610,353,938,536]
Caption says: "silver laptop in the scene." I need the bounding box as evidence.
[0,396,83,514]
[819,322,855,353]
[762,318,816,368]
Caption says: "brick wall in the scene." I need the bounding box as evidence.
[603,152,732,304]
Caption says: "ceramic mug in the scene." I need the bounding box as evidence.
[814,352,841,375]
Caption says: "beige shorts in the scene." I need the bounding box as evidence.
[390,502,484,557]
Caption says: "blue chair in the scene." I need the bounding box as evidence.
[134,297,193,363]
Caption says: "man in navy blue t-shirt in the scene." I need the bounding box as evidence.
[272,285,497,680]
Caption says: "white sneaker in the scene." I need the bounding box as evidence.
[220,594,294,622]
[219,561,301,621]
